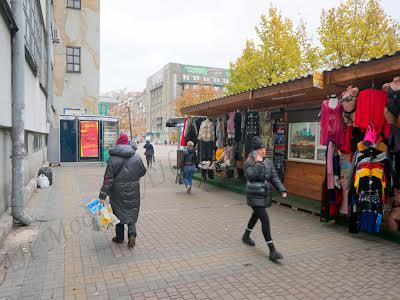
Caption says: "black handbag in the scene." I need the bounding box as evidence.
[175,170,184,185]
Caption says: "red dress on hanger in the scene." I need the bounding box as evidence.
[320,99,345,146]
[354,89,390,137]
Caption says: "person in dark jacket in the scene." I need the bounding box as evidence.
[143,140,154,168]
[180,141,198,193]
[99,133,146,248]
[242,136,287,261]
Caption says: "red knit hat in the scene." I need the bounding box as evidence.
[116,133,129,145]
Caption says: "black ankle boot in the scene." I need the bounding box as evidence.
[267,242,283,261]
[242,230,255,247]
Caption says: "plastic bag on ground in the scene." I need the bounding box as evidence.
[37,174,50,189]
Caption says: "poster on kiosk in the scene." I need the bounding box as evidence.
[80,121,100,161]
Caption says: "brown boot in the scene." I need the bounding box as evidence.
[128,235,136,248]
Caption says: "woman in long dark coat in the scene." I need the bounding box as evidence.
[242,136,287,261]
[99,133,146,247]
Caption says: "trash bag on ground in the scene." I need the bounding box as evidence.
[38,167,53,185]
[37,174,50,189]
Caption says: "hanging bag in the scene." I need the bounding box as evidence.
[175,170,184,185]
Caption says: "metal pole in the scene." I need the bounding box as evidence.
[11,0,32,225]
[46,0,53,125]
[127,107,133,140]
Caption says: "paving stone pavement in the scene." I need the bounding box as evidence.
[0,145,399,300]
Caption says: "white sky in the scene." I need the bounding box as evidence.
[100,0,400,93]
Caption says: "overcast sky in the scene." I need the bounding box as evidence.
[100,0,400,93]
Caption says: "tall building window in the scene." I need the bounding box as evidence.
[23,0,42,69]
[67,0,81,9]
[66,47,81,73]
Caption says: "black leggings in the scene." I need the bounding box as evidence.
[146,155,153,167]
[247,206,272,242]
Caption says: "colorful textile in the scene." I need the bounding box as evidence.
[198,119,215,142]
[320,100,345,146]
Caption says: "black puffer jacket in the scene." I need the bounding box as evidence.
[244,151,286,207]
[180,148,199,168]
[99,145,146,224]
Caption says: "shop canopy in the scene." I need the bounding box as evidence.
[181,51,400,116]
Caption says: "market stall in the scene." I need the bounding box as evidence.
[181,51,400,233]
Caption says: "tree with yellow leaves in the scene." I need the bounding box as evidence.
[319,0,400,68]
[175,85,221,116]
[226,5,321,94]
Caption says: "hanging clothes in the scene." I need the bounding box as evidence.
[198,118,215,142]
[319,99,345,146]
[180,118,188,147]
[215,118,223,148]
[227,112,235,138]
[234,112,242,143]
[244,111,260,157]
[354,88,390,138]
[348,142,394,233]
[339,155,352,215]
[185,118,199,145]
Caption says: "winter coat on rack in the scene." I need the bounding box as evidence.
[244,151,286,208]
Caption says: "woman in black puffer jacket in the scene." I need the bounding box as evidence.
[242,136,287,261]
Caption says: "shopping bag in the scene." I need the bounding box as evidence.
[37,174,50,189]
[86,199,120,231]
[95,204,120,230]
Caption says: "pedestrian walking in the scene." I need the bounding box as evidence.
[180,141,198,194]
[242,136,287,261]
[143,140,154,168]
[99,133,146,248]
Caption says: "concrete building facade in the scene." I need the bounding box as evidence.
[145,63,229,140]
[48,0,100,164]
[0,0,50,236]
[52,0,100,116]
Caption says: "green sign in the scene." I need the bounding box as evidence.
[102,149,110,167]
[181,65,209,75]
[99,103,109,116]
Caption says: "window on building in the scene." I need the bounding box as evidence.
[25,132,29,154]
[24,0,43,71]
[67,0,81,9]
[33,134,43,151]
[66,47,81,73]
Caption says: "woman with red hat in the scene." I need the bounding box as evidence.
[99,133,146,247]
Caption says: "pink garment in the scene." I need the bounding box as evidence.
[327,142,335,190]
[340,178,349,215]
[227,112,235,135]
[320,100,345,146]
[180,118,188,146]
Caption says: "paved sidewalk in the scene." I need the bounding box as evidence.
[0,145,400,300]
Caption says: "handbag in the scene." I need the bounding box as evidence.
[175,170,184,185]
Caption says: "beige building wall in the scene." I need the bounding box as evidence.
[53,0,100,116]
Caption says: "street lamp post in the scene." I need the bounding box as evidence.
[126,106,133,140]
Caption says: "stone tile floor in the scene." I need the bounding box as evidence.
[0,145,399,299]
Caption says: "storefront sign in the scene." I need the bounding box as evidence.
[313,71,325,89]
[182,65,209,75]
[80,121,99,158]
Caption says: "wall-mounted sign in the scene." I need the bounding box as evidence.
[99,103,109,116]
[80,121,99,158]
[313,71,324,89]
[181,65,209,75]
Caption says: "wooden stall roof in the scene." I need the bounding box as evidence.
[181,51,400,116]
